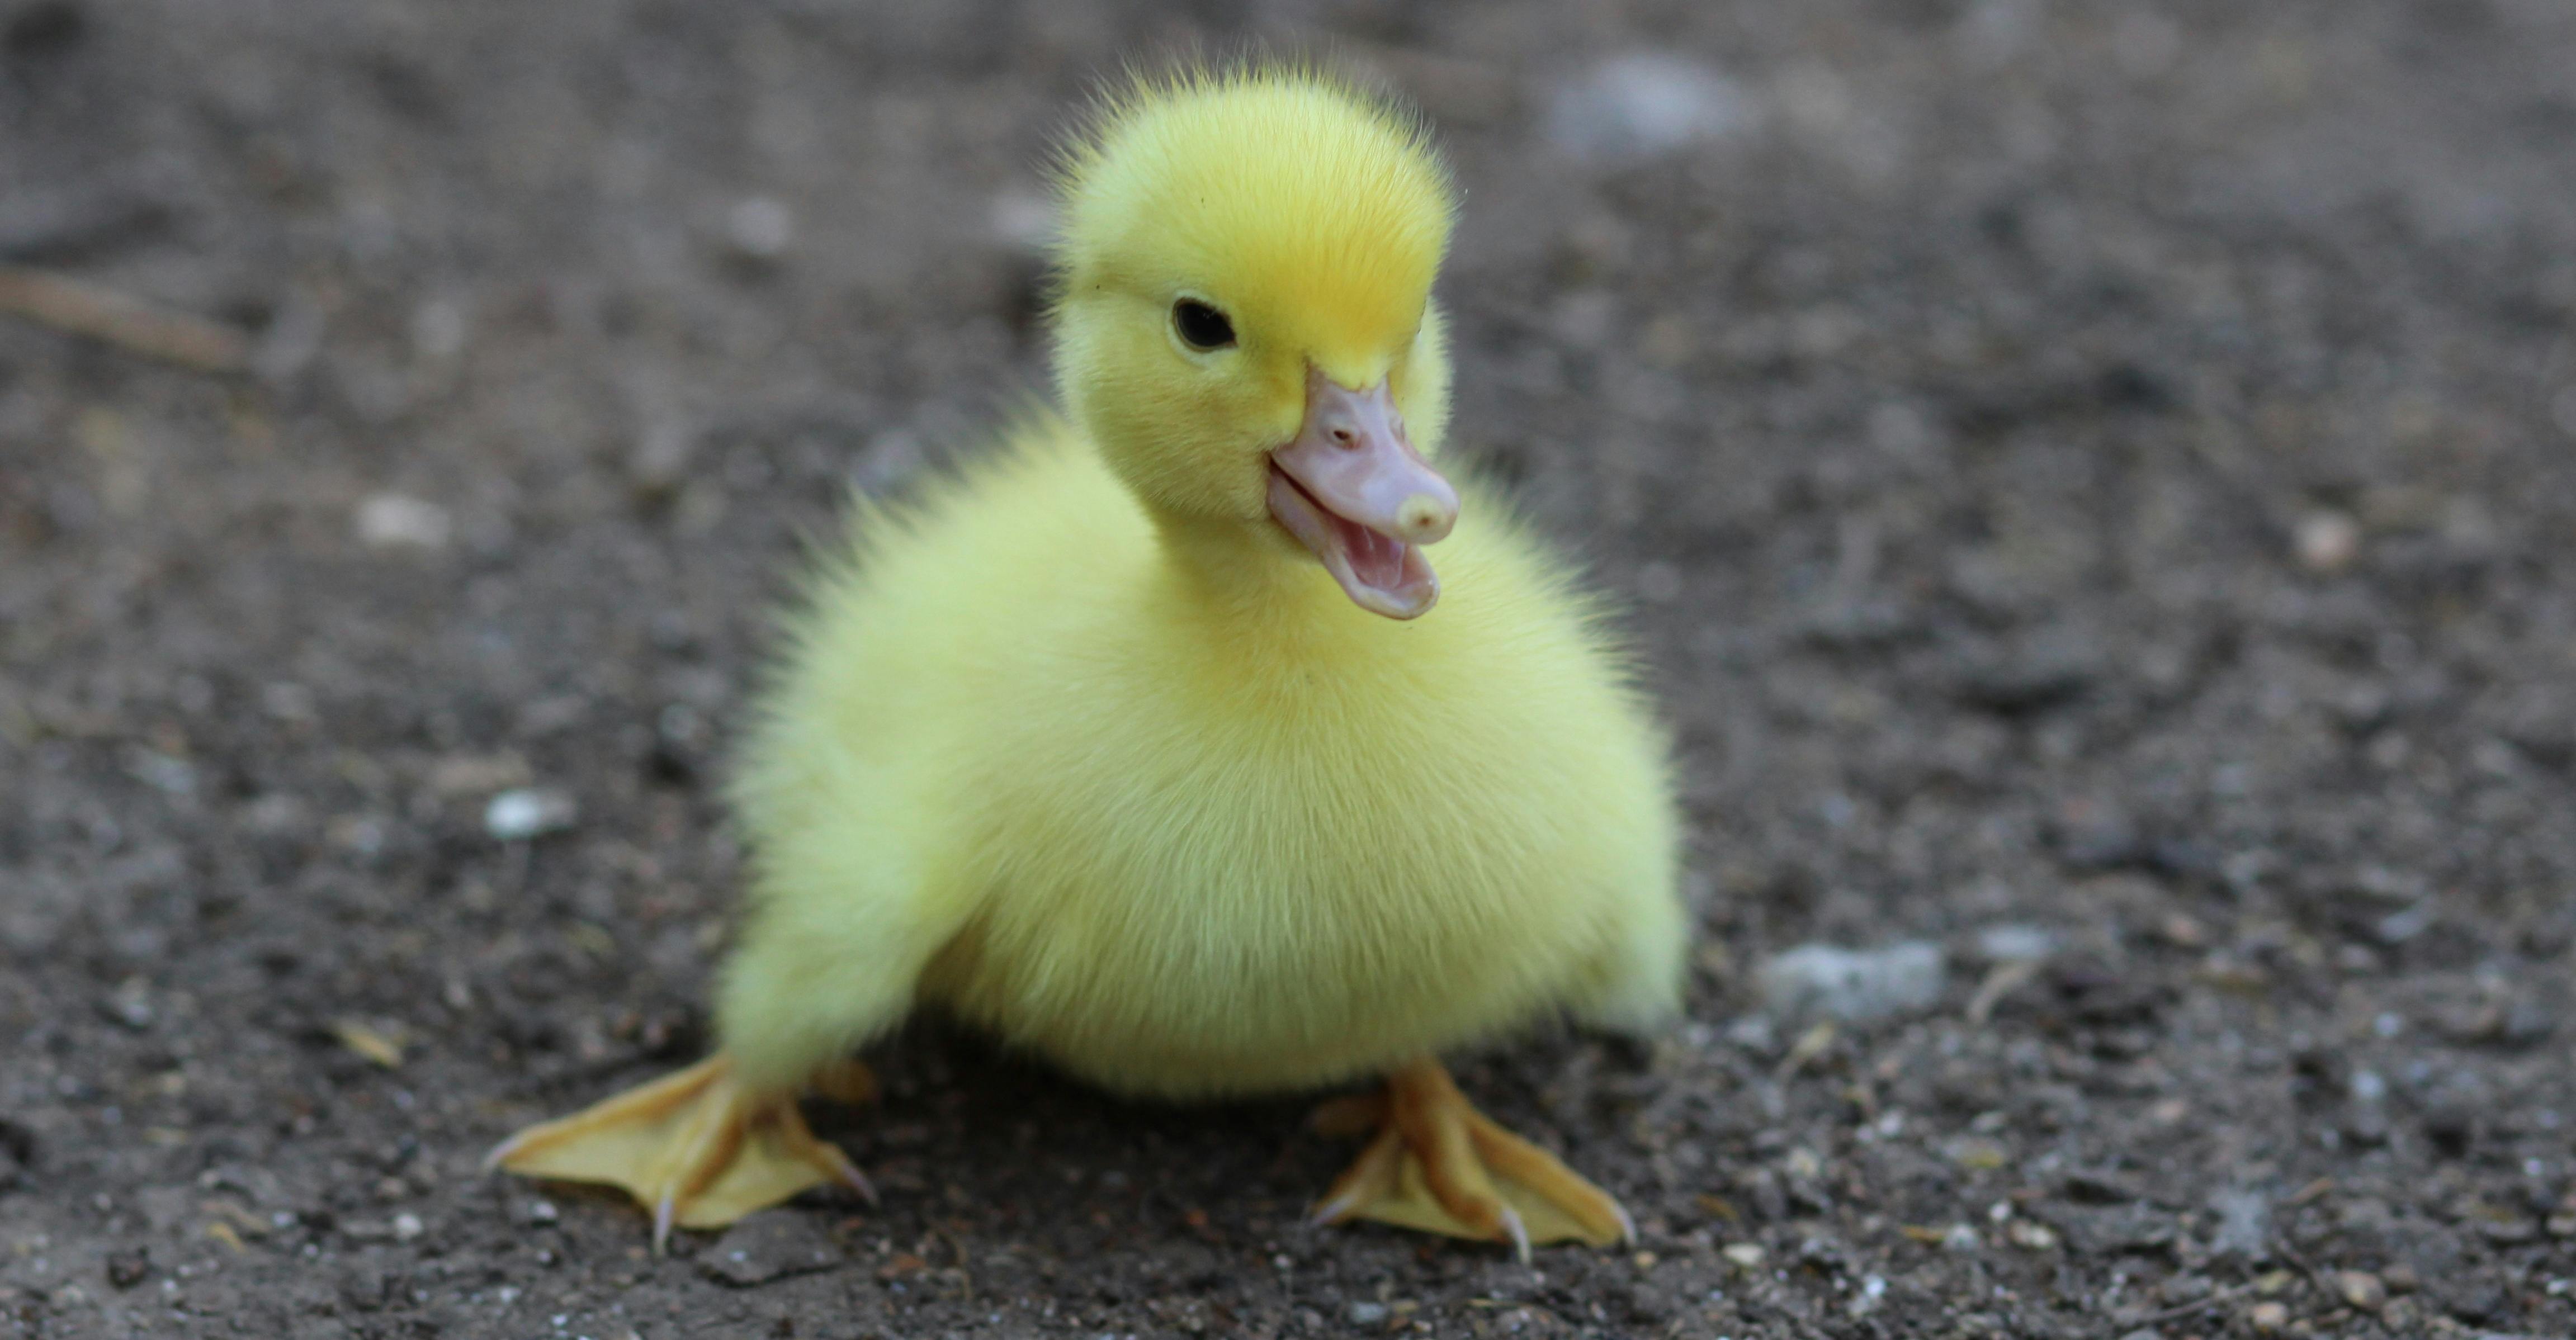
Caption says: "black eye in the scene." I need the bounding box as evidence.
[1172,299,1236,351]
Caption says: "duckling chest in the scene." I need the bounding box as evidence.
[918,674,1657,1091]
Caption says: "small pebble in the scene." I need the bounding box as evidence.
[2063,1169,2139,1204]
[724,196,795,262]
[2294,509,2361,574]
[1721,1242,1766,1268]
[391,1213,423,1243]
[102,976,152,1030]
[355,494,452,550]
[2248,1300,2289,1332]
[2209,1188,2272,1258]
[484,788,578,841]
[1759,941,1946,1023]
[2005,1219,2058,1251]
[702,1215,842,1286]
[127,749,196,796]
[1974,923,2057,963]
[2159,913,2210,948]
[105,1247,149,1290]
[2334,1269,2386,1310]
[1344,1301,1389,1325]
[1545,54,1757,162]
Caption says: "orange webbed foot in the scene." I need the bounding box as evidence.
[1308,1058,1633,1261]
[486,1054,875,1251]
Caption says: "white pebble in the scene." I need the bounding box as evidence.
[2294,509,2361,575]
[1759,941,1947,1023]
[1545,55,1758,162]
[356,494,452,550]
[1974,924,2057,962]
[725,196,795,261]
[485,788,578,841]
[2006,1219,2058,1251]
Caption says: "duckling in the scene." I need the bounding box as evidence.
[490,63,1687,1258]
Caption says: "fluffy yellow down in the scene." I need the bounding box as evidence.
[715,65,1686,1101]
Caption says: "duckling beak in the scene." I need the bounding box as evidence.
[1267,368,1458,619]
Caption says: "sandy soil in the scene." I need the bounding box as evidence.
[6,1,2576,1336]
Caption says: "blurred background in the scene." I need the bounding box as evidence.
[4,2,2574,1336]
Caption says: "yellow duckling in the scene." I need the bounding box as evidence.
[489,63,1687,1259]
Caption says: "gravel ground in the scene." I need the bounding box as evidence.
[6,2,2576,1337]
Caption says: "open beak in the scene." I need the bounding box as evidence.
[1266,368,1458,619]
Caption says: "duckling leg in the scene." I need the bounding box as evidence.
[1308,1057,1633,1260]
[485,1054,876,1251]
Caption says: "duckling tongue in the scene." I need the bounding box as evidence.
[1268,372,1458,621]
[1270,467,1442,618]
[1340,512,1415,591]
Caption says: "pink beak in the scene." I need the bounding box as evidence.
[1266,368,1459,619]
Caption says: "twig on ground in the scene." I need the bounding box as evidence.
[1966,959,2042,1025]
[2132,1280,2256,1325]
[0,265,250,372]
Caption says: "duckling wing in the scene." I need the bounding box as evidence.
[713,420,1152,1090]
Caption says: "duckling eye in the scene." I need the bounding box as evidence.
[1171,299,1236,352]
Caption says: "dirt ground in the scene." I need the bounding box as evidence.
[6,1,2576,1336]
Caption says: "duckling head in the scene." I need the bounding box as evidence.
[1052,65,1460,619]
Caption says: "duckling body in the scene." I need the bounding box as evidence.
[725,424,1681,1104]
[492,65,1689,1256]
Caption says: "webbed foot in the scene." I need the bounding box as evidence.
[1308,1057,1632,1261]
[486,1054,875,1251]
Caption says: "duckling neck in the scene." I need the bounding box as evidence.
[1146,509,1350,638]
